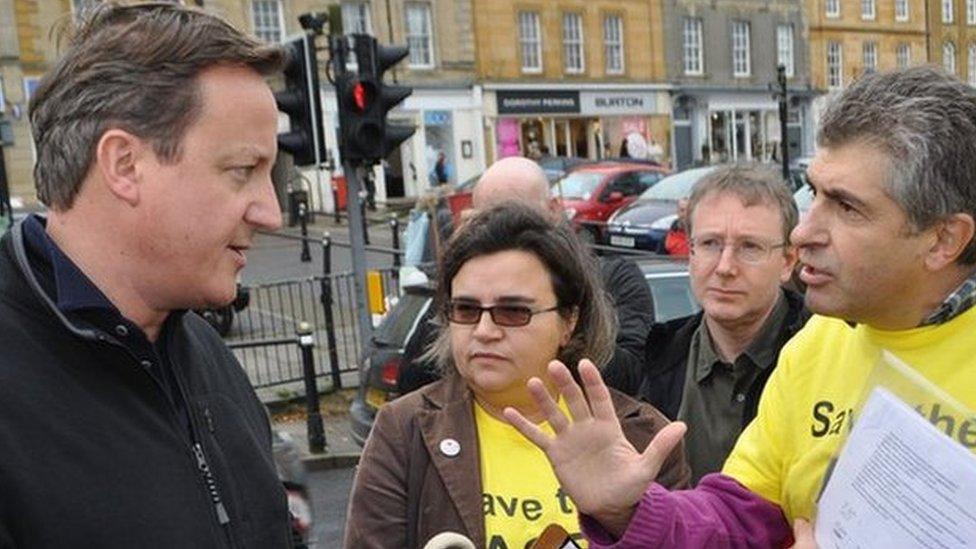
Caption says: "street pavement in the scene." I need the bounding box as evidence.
[307,467,355,548]
[243,209,404,284]
[246,210,410,547]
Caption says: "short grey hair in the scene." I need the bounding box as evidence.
[687,163,799,245]
[30,2,286,210]
[818,66,976,264]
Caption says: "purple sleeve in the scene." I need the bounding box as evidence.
[580,473,792,549]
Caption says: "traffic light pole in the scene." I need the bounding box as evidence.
[331,32,415,359]
[342,160,374,355]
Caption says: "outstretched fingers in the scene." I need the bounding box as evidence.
[578,359,616,422]
[550,360,592,422]
[503,405,552,450]
[526,374,571,433]
[641,421,687,472]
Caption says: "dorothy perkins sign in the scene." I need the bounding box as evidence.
[496,90,580,114]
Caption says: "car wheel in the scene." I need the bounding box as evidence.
[200,306,234,336]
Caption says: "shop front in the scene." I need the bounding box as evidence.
[672,89,816,170]
[484,86,672,164]
[318,86,485,206]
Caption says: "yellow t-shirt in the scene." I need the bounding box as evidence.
[475,400,587,549]
[723,306,976,523]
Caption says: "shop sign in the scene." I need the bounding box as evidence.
[424,110,452,127]
[580,91,660,116]
[497,90,579,115]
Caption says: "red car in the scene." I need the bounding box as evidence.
[551,162,670,244]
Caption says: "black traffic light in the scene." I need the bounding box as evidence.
[275,35,327,167]
[335,35,415,164]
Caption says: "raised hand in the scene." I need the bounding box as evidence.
[503,359,686,538]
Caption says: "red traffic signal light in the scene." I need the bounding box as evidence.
[351,81,373,113]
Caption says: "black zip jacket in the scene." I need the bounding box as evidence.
[605,289,808,427]
[0,223,291,548]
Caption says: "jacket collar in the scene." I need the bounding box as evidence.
[416,373,485,547]
[7,219,103,343]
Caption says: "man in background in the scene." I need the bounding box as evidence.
[605,163,807,483]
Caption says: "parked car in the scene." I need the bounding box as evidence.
[552,162,670,245]
[538,155,590,183]
[348,259,698,445]
[196,281,251,336]
[349,282,435,445]
[637,258,700,322]
[604,166,717,252]
[794,182,814,219]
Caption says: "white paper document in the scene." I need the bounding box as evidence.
[816,387,976,549]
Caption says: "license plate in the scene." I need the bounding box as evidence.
[610,235,636,248]
[365,387,388,410]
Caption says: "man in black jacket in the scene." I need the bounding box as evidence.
[0,4,292,547]
[604,164,809,483]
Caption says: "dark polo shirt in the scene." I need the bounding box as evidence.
[677,291,789,484]
[21,214,190,435]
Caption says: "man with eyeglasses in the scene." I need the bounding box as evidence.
[605,163,809,483]
[504,66,976,547]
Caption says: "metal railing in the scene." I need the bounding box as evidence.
[225,231,402,391]
[227,323,326,454]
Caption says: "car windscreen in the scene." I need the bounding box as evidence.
[552,172,605,201]
[794,184,814,214]
[646,275,701,322]
[639,167,715,201]
[374,293,432,346]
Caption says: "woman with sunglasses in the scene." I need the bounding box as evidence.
[344,203,689,549]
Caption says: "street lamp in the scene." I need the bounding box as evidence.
[774,64,790,181]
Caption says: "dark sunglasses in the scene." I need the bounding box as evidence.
[445,300,560,327]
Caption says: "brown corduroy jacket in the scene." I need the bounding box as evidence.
[343,373,691,548]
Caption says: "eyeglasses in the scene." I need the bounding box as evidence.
[690,237,789,265]
[445,300,561,327]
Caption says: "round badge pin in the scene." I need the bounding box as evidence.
[439,438,461,457]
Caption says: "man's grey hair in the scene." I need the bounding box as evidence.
[687,163,799,245]
[818,66,976,264]
[29,2,286,210]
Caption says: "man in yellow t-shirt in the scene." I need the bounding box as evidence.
[504,65,976,547]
